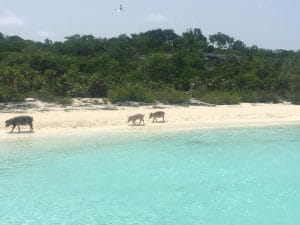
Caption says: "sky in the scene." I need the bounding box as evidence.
[0,0,299,50]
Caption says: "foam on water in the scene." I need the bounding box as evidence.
[0,125,300,225]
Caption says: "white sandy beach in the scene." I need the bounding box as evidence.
[1,98,300,139]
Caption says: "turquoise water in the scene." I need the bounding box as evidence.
[0,126,300,225]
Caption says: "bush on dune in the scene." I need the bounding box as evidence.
[154,88,190,104]
[192,90,241,105]
[239,91,280,103]
[29,91,73,105]
[0,87,24,102]
[108,84,190,104]
[107,84,155,103]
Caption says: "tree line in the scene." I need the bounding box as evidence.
[0,29,299,104]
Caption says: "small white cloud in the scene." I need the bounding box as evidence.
[0,9,26,27]
[37,30,54,38]
[144,13,168,23]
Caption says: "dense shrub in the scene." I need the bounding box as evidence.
[108,85,190,104]
[154,88,190,104]
[200,91,241,105]
[239,91,280,103]
[0,30,299,105]
[292,90,300,104]
[32,91,73,105]
[0,87,24,102]
[53,96,73,105]
[108,84,155,103]
[290,76,300,104]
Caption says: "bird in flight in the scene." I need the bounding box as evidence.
[117,4,124,13]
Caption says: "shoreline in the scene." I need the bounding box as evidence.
[1,101,300,139]
[1,121,299,143]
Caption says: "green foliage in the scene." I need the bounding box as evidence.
[154,88,190,104]
[107,85,190,104]
[292,91,300,105]
[237,72,262,90]
[31,91,73,105]
[195,91,241,105]
[209,32,234,49]
[54,96,73,105]
[239,91,280,103]
[108,84,155,103]
[0,87,24,102]
[0,29,299,104]
[290,76,300,104]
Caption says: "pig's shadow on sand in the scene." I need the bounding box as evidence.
[7,131,35,134]
[128,124,146,127]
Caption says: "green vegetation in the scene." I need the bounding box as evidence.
[108,84,155,103]
[193,91,241,105]
[108,85,190,104]
[154,88,190,104]
[0,29,299,104]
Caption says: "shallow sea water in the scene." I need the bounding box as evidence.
[0,125,300,225]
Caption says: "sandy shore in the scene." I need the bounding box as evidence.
[1,99,300,138]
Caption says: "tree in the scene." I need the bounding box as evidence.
[144,53,174,87]
[179,28,208,52]
[209,32,234,49]
[0,29,298,104]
